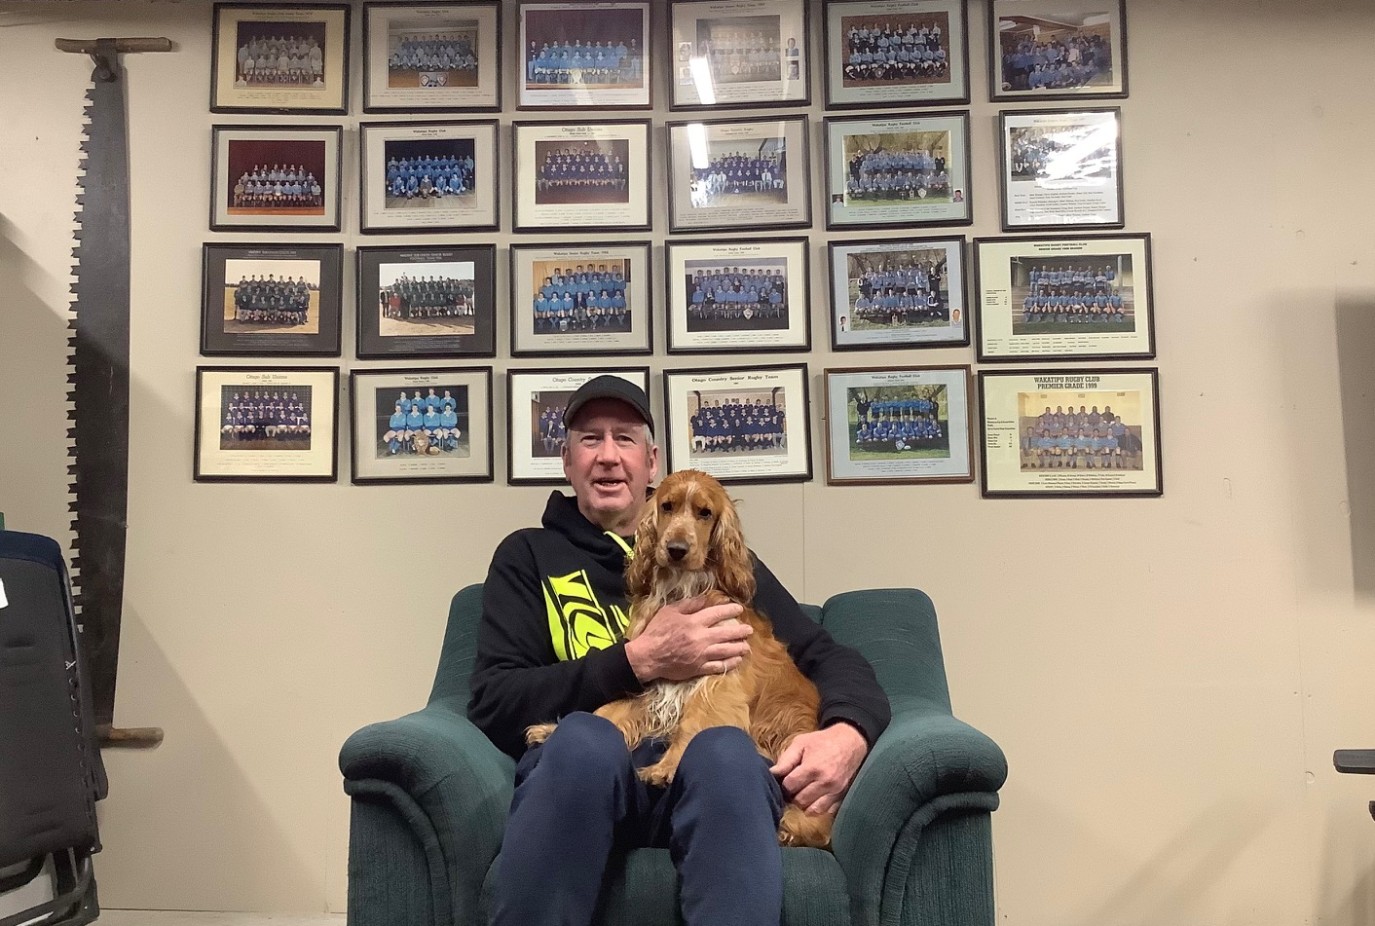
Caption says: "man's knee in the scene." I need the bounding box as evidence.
[536,712,629,782]
[678,727,769,783]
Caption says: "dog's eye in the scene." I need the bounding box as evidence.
[697,507,712,520]
[661,501,674,513]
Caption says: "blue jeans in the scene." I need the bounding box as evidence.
[491,711,786,926]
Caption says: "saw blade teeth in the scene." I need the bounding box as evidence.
[68,501,78,514]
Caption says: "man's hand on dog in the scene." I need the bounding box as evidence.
[625,596,752,682]
[770,722,868,815]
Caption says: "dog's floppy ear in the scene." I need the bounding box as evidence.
[625,488,661,598]
[710,494,756,602]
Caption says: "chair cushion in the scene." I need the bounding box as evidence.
[480,846,850,926]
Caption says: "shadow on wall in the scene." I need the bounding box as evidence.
[1335,295,1375,599]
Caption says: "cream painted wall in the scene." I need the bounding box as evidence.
[2,0,1374,922]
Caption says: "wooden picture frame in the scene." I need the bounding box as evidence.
[665,237,811,354]
[828,235,968,350]
[517,2,652,110]
[988,0,1127,102]
[509,241,653,356]
[666,114,811,234]
[822,0,970,109]
[668,0,810,110]
[998,107,1124,232]
[210,124,343,233]
[359,119,499,233]
[507,366,652,485]
[512,119,653,233]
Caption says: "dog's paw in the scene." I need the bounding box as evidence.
[636,761,676,787]
[525,722,558,746]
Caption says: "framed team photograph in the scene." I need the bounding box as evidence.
[349,366,493,484]
[663,363,811,484]
[824,111,971,230]
[359,120,499,233]
[824,365,974,485]
[518,2,652,110]
[210,124,343,232]
[507,366,651,485]
[989,0,1127,102]
[200,243,342,357]
[666,115,810,234]
[356,244,497,359]
[828,236,968,351]
[999,107,1123,231]
[974,233,1153,361]
[194,365,339,483]
[362,2,501,112]
[978,367,1161,498]
[512,120,652,233]
[509,242,652,356]
[822,0,970,109]
[665,238,810,354]
[211,3,350,114]
[668,0,809,110]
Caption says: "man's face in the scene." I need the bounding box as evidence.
[562,398,659,536]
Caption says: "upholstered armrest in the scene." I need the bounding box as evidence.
[340,696,515,922]
[831,705,1007,926]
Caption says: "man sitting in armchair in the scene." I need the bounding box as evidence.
[467,375,891,926]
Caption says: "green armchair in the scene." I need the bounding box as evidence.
[339,586,1007,926]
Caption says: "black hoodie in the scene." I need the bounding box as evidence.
[467,492,891,759]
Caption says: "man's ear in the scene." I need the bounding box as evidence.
[647,442,660,484]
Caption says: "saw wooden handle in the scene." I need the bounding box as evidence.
[55,37,174,54]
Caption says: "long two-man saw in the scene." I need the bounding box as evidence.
[57,36,171,748]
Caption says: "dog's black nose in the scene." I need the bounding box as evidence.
[666,541,689,561]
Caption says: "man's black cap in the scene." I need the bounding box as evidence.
[563,375,654,435]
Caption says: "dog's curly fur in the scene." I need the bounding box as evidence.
[526,468,832,848]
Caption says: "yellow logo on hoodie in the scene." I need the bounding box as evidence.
[542,569,629,661]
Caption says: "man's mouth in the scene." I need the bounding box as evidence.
[593,478,624,489]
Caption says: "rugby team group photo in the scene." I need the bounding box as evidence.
[692,16,801,85]
[846,387,949,459]
[840,246,951,332]
[382,139,477,209]
[533,140,630,206]
[1009,256,1135,334]
[221,258,321,334]
[530,395,573,458]
[387,24,479,89]
[1009,125,1114,181]
[688,393,789,457]
[375,262,477,338]
[233,23,326,87]
[529,260,632,334]
[997,12,1114,93]
[689,139,788,209]
[839,13,951,87]
[682,260,791,332]
[523,7,645,89]
[843,130,954,205]
[1018,401,1144,471]
[226,139,328,216]
[376,387,469,457]
[219,386,314,451]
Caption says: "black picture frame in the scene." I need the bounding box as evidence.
[822,110,972,231]
[972,232,1155,362]
[665,114,812,234]
[511,119,653,234]
[349,366,495,484]
[194,365,340,483]
[200,242,343,357]
[509,241,654,356]
[662,362,812,484]
[507,366,653,485]
[359,119,500,234]
[667,0,811,111]
[362,1,502,113]
[210,124,344,233]
[210,3,351,115]
[664,237,811,354]
[517,1,654,111]
[998,107,1124,232]
[987,0,1128,103]
[978,366,1162,498]
[827,235,969,351]
[821,0,971,110]
[355,244,497,359]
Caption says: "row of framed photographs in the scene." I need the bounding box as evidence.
[211,108,1123,235]
[193,363,1162,498]
[200,232,1155,362]
[209,0,1127,116]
